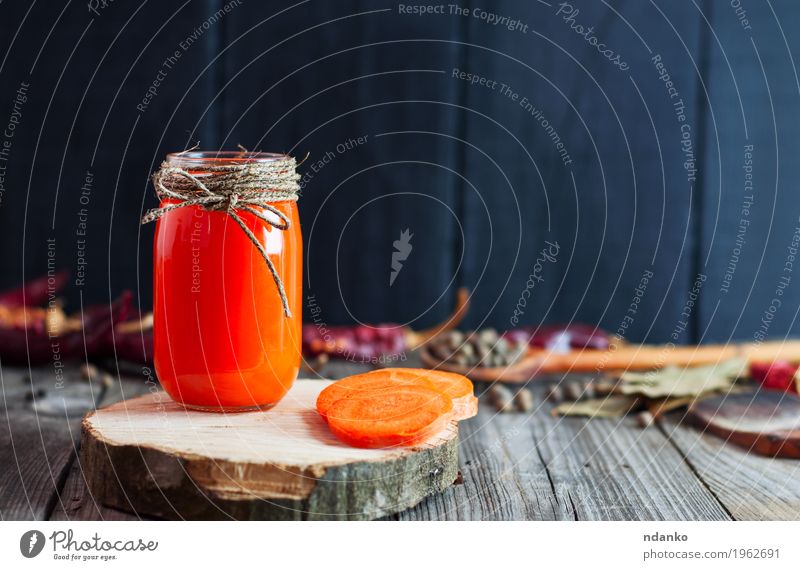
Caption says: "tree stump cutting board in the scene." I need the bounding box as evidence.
[80,380,459,520]
[687,389,800,458]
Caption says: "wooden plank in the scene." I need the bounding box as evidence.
[1,365,100,412]
[0,363,149,521]
[0,1,222,309]
[391,404,573,520]
[696,0,800,341]
[40,363,792,521]
[0,409,76,520]
[529,384,731,520]
[50,375,155,521]
[0,366,34,407]
[458,1,702,341]
[662,415,800,520]
[0,364,109,520]
[313,366,730,520]
[1,363,148,415]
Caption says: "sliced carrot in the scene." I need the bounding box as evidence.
[325,384,453,448]
[366,368,478,420]
[316,372,434,420]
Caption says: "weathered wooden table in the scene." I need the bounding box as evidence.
[2,357,799,521]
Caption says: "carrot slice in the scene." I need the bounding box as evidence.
[325,384,453,448]
[316,372,434,420]
[366,368,478,420]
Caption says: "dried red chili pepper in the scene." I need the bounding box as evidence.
[303,288,470,361]
[0,292,131,365]
[116,289,466,366]
[113,329,153,365]
[303,324,406,361]
[84,293,134,356]
[505,323,611,351]
[2,278,472,369]
[0,270,69,307]
[750,361,799,394]
[111,313,154,366]
[108,289,467,367]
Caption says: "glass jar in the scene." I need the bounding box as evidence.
[152,151,301,411]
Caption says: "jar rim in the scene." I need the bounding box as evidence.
[165,150,290,167]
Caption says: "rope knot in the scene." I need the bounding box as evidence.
[226,193,239,212]
[141,155,301,317]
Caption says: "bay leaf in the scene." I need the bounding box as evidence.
[553,395,641,418]
[647,396,696,418]
[617,357,747,399]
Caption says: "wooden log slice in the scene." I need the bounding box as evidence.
[687,389,800,458]
[80,380,459,520]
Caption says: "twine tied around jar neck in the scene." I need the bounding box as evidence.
[141,156,301,318]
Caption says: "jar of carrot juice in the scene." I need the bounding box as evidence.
[143,151,302,411]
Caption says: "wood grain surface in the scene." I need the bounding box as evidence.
[2,360,800,521]
[662,415,800,521]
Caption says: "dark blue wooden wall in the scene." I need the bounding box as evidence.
[1,0,798,344]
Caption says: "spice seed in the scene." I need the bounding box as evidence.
[488,384,514,413]
[479,328,499,345]
[547,384,564,403]
[636,411,655,429]
[79,363,100,382]
[431,344,453,362]
[452,354,468,367]
[564,382,584,402]
[446,331,464,348]
[514,387,535,412]
[100,372,115,388]
[508,343,527,365]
